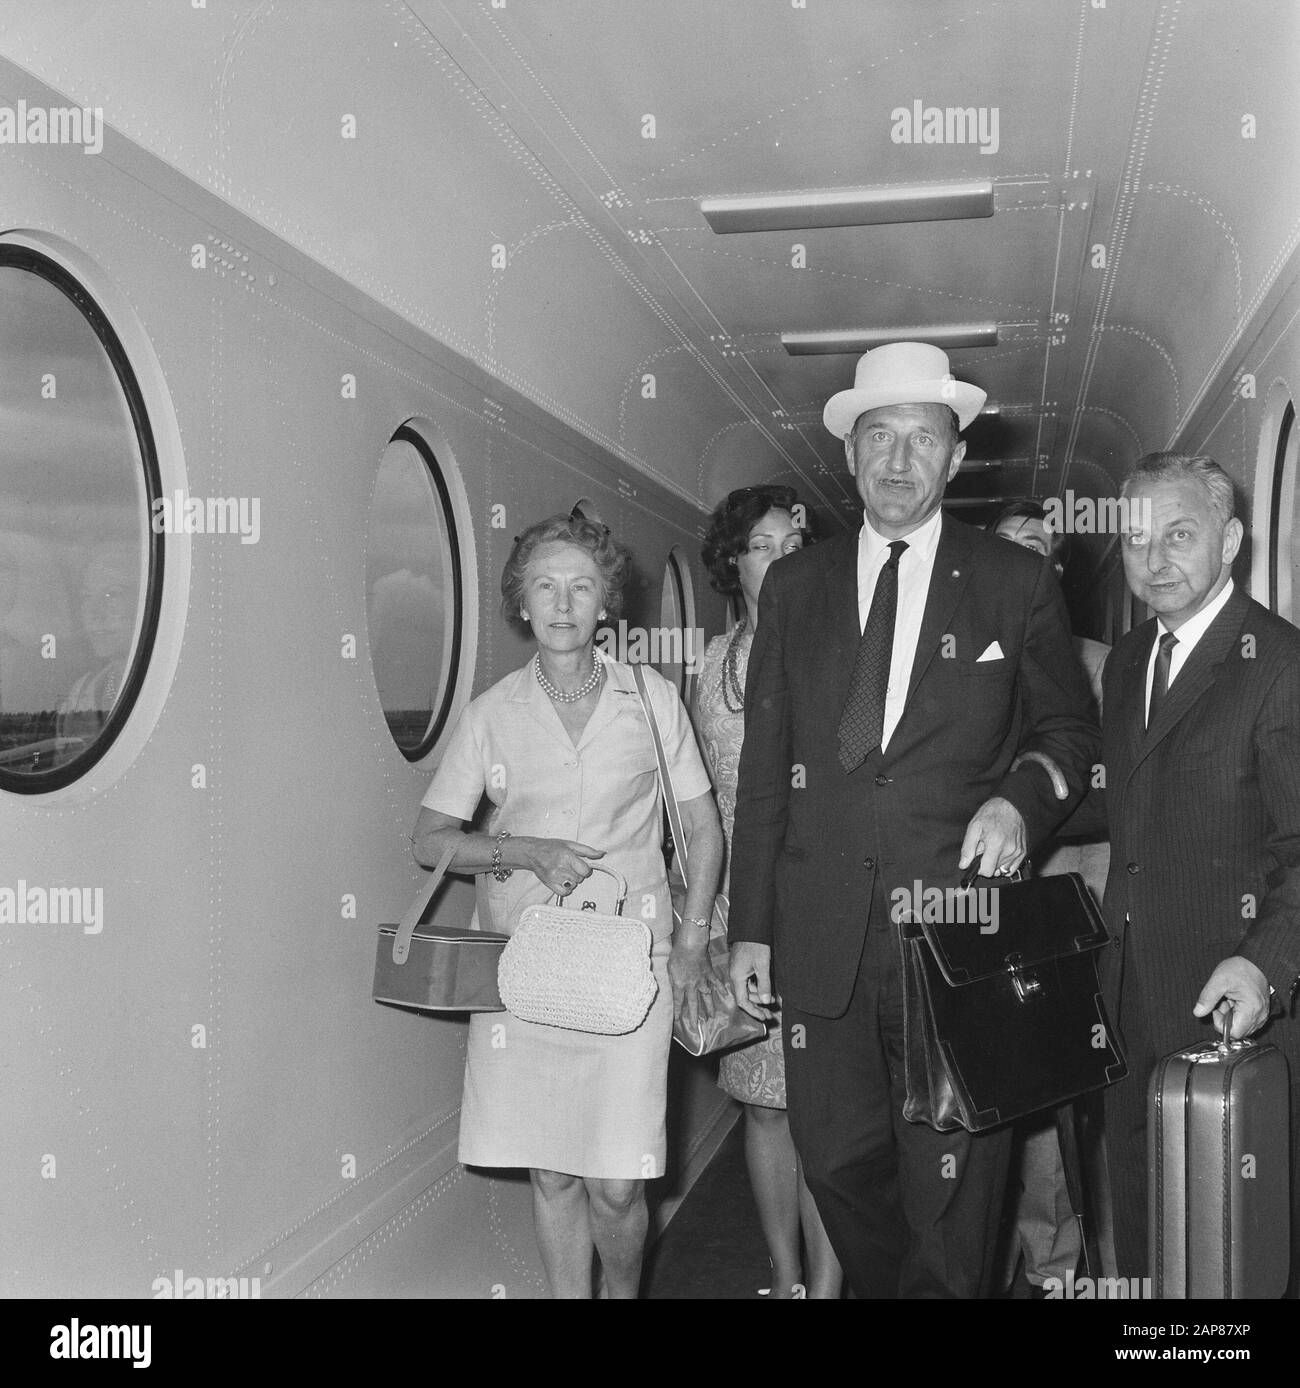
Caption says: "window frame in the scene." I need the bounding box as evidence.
[368,422,465,762]
[658,545,695,702]
[0,244,164,795]
[1267,399,1297,618]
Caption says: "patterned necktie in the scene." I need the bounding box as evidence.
[838,540,908,772]
[1146,630,1178,729]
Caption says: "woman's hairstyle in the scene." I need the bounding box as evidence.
[500,512,633,630]
[701,485,818,596]
[989,498,1070,573]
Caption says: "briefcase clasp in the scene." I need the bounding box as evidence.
[1006,952,1042,1003]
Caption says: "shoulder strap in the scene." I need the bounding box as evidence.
[392,840,461,964]
[631,663,690,886]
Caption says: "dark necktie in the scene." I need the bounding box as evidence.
[1146,630,1178,729]
[838,540,908,772]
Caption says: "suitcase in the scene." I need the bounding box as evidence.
[372,841,508,1013]
[1148,1022,1291,1298]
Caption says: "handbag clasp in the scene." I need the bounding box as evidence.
[1006,951,1042,1003]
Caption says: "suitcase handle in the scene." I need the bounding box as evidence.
[1212,1004,1258,1056]
[392,841,460,965]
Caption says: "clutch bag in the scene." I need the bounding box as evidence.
[669,882,767,1056]
[497,864,658,1035]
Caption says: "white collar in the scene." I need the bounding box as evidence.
[860,507,943,565]
[1157,578,1234,652]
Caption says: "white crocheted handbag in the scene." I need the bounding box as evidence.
[497,865,658,1034]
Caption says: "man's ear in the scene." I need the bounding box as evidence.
[1222,516,1245,568]
[844,434,856,476]
[947,438,967,479]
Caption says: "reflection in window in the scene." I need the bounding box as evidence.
[0,247,161,793]
[366,425,462,759]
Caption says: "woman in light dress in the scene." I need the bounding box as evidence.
[695,486,843,1299]
[413,513,723,1298]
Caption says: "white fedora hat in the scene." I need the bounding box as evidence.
[823,342,987,439]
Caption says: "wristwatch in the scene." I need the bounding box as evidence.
[491,830,512,882]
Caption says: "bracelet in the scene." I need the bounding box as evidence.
[679,915,711,931]
[491,830,512,882]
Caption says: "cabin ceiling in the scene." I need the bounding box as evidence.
[1,0,1296,534]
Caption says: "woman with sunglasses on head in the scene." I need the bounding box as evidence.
[695,487,843,1300]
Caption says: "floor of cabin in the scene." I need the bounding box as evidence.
[331,1105,1075,1299]
[645,1122,1057,1299]
[643,1122,775,1299]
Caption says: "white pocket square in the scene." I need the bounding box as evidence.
[976,641,1004,662]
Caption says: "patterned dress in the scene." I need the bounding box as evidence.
[695,627,788,1109]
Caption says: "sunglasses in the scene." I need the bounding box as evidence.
[726,485,798,509]
[567,503,611,535]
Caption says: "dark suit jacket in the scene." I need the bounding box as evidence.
[1086,586,1300,1056]
[729,516,1099,1017]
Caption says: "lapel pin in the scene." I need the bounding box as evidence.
[951,569,960,578]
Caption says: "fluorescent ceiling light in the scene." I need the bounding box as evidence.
[700,181,994,233]
[782,324,998,354]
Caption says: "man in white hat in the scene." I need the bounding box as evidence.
[729,342,1098,1297]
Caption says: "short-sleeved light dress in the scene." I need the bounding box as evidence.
[695,627,788,1109]
[422,652,711,1179]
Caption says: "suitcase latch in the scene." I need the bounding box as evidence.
[1006,952,1042,1003]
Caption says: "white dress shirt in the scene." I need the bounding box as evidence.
[857,508,943,751]
[1143,579,1235,722]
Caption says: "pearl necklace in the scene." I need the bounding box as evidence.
[534,650,604,703]
[722,619,749,713]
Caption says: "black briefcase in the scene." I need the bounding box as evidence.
[900,871,1127,1132]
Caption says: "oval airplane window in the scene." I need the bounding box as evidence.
[366,424,463,759]
[658,546,695,700]
[0,246,162,794]
[1266,399,1297,620]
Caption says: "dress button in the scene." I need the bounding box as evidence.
[864,857,876,870]
[874,774,891,786]
[1127,862,1140,874]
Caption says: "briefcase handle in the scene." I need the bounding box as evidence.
[959,861,1026,891]
[392,841,460,965]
